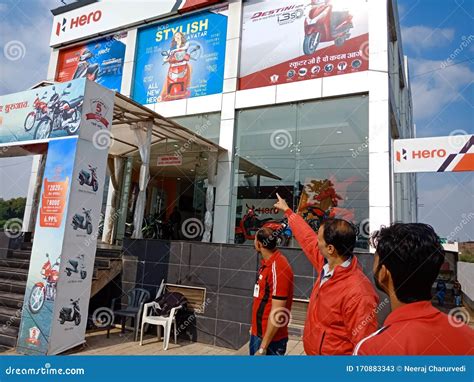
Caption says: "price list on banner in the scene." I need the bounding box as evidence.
[39,177,69,228]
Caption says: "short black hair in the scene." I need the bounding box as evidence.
[371,223,445,303]
[321,218,356,259]
[256,227,277,251]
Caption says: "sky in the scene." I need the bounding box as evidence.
[0,0,472,241]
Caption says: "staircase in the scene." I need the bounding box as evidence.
[0,245,122,352]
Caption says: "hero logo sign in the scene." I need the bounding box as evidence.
[396,148,446,162]
[55,10,102,36]
[86,99,109,129]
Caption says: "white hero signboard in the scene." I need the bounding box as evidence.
[394,135,474,173]
[50,0,210,46]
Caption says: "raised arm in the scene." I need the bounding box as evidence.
[274,193,324,271]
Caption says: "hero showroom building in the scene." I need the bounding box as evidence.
[36,0,417,247]
[9,0,418,352]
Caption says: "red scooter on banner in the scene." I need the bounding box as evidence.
[28,253,60,314]
[159,33,202,102]
[303,0,354,55]
[235,207,292,246]
[24,91,48,132]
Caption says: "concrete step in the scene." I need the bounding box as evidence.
[0,306,22,328]
[8,250,31,261]
[0,292,23,310]
[0,278,26,294]
[0,267,28,282]
[0,258,30,270]
[0,333,17,348]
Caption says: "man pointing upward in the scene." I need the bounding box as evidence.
[274,193,379,355]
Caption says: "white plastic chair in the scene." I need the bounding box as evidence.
[139,302,182,350]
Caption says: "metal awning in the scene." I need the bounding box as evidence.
[110,93,281,180]
[109,93,220,157]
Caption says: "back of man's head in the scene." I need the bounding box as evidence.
[371,223,445,303]
[321,218,356,259]
[256,227,277,251]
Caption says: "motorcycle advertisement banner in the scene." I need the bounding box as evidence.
[17,138,78,355]
[15,80,114,354]
[239,0,369,90]
[0,78,86,144]
[132,7,228,105]
[49,138,109,355]
[55,33,127,92]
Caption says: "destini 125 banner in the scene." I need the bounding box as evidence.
[132,8,228,105]
[239,0,369,90]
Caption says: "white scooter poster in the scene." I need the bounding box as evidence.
[239,0,369,90]
[17,80,114,355]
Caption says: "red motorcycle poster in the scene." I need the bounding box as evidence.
[239,0,368,90]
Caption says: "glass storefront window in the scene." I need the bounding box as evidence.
[233,95,369,250]
[172,113,221,144]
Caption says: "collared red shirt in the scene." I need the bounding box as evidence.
[251,250,294,341]
[354,301,474,355]
[320,256,352,286]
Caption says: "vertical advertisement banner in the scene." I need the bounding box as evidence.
[55,34,127,92]
[16,80,114,354]
[17,138,78,355]
[239,0,369,90]
[132,7,228,105]
[0,79,86,144]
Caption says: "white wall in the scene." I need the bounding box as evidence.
[457,262,474,303]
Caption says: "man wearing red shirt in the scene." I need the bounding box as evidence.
[354,223,474,355]
[250,227,294,355]
[274,194,379,355]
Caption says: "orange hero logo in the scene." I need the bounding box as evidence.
[396,148,447,162]
[55,10,102,36]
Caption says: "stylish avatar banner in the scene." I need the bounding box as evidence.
[132,8,228,105]
[239,0,368,90]
[56,34,126,92]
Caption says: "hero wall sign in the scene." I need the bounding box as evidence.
[394,135,474,173]
[50,0,221,46]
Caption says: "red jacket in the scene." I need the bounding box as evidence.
[285,210,379,355]
[354,301,474,355]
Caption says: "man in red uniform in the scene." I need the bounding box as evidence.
[250,227,294,355]
[354,223,474,355]
[274,193,379,355]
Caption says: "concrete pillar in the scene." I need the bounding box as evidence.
[212,0,243,243]
[132,121,153,239]
[116,157,133,242]
[368,0,391,249]
[102,157,124,244]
